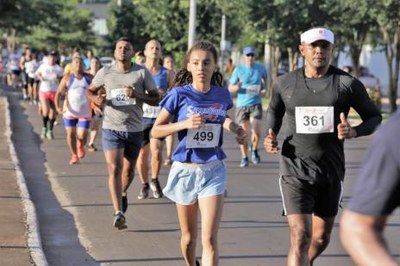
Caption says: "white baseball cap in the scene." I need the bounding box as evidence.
[300,27,334,44]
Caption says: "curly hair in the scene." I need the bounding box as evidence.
[172,41,224,89]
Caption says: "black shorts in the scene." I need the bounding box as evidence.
[142,123,164,146]
[235,103,263,123]
[279,175,342,217]
[11,69,21,76]
[27,77,38,86]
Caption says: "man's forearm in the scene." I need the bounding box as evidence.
[136,92,160,106]
[341,211,397,266]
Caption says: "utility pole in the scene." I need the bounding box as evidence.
[188,0,196,50]
[220,14,226,73]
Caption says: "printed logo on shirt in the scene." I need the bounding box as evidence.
[187,103,227,122]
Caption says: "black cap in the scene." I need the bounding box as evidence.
[49,50,58,56]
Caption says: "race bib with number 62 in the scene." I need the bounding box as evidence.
[111,88,136,106]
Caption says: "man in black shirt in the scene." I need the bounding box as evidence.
[263,27,382,265]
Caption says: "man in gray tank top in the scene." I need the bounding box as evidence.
[87,37,159,230]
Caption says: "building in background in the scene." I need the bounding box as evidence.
[78,0,109,37]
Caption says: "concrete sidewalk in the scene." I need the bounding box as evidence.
[0,95,33,265]
[0,87,47,266]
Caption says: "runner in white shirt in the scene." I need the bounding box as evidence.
[35,50,64,140]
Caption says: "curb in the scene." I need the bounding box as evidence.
[3,97,48,266]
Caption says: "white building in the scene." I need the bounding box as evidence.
[338,45,400,96]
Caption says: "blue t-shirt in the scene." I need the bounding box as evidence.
[229,63,267,107]
[83,58,91,70]
[160,84,233,163]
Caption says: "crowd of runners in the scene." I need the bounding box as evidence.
[2,25,399,266]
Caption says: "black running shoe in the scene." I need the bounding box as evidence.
[113,211,127,230]
[251,149,261,164]
[137,183,150,200]
[122,194,128,213]
[150,179,163,199]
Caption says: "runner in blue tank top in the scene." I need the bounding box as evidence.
[136,39,175,201]
[152,41,247,266]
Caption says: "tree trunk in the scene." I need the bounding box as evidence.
[6,28,17,51]
[382,27,399,113]
[350,44,362,77]
[393,27,400,112]
[268,45,280,95]
[287,47,298,71]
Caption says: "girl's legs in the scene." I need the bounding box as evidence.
[176,203,199,266]
[198,195,224,266]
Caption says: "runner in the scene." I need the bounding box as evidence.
[151,40,247,266]
[87,37,159,230]
[6,47,22,89]
[162,54,176,166]
[136,39,174,200]
[55,54,92,165]
[228,46,267,167]
[35,50,64,140]
[83,49,94,70]
[24,52,40,105]
[19,47,33,101]
[86,56,103,152]
[263,27,382,265]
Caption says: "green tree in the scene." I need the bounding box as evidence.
[133,0,188,65]
[0,0,99,52]
[128,0,246,67]
[334,0,377,77]
[370,0,400,112]
[0,0,36,50]
[247,0,340,87]
[107,0,150,53]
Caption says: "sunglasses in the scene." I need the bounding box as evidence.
[246,53,255,57]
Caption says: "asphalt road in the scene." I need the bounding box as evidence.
[5,87,400,266]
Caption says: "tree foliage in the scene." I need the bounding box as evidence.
[0,0,398,109]
[106,0,150,53]
[0,0,98,52]
[122,0,247,67]
[370,0,400,112]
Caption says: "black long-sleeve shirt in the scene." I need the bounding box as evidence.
[266,66,382,182]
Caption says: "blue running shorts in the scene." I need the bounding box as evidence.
[163,160,226,205]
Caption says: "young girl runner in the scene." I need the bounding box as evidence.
[151,41,247,266]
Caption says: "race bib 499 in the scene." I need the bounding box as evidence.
[186,123,221,148]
